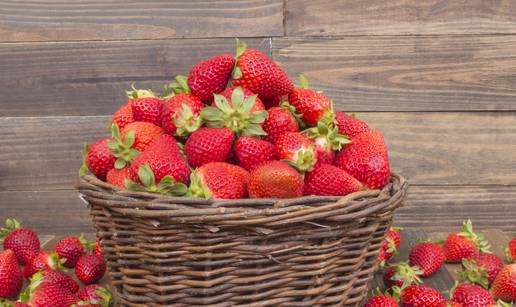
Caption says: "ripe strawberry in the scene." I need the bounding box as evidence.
[184,127,234,167]
[54,234,95,268]
[0,218,40,265]
[409,242,446,277]
[377,227,402,267]
[248,161,303,199]
[506,238,516,263]
[460,253,504,288]
[439,302,463,307]
[401,284,446,306]
[234,136,276,171]
[231,39,293,100]
[121,121,164,152]
[23,251,66,278]
[383,261,423,289]
[111,103,134,131]
[304,163,362,196]
[452,283,496,306]
[187,162,249,199]
[444,220,490,263]
[334,130,390,189]
[274,132,318,172]
[187,54,234,102]
[491,264,516,302]
[93,240,103,257]
[75,254,106,285]
[127,86,164,126]
[161,89,204,137]
[335,111,370,137]
[303,120,350,164]
[106,167,134,188]
[364,294,398,307]
[81,139,116,179]
[77,284,112,307]
[22,272,77,307]
[263,104,300,144]
[201,87,268,137]
[0,250,23,299]
[288,75,332,127]
[41,269,79,293]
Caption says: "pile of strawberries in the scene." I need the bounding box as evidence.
[365,221,516,306]
[80,39,390,199]
[0,219,111,306]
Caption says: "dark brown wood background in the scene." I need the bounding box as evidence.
[1,0,515,236]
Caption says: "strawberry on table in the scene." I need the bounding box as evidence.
[121,121,165,152]
[444,220,490,263]
[23,251,66,278]
[0,250,23,299]
[451,283,496,306]
[111,103,134,131]
[491,264,516,302]
[184,127,234,168]
[460,253,504,288]
[80,139,116,180]
[383,261,423,289]
[303,163,363,196]
[263,103,301,144]
[401,284,446,306]
[248,161,303,199]
[20,272,77,307]
[288,75,332,127]
[54,234,95,268]
[364,293,398,307]
[187,162,249,199]
[234,136,276,171]
[335,111,370,137]
[274,132,318,173]
[40,269,79,293]
[77,284,112,307]
[187,54,234,102]
[409,242,446,277]
[0,218,40,265]
[75,254,106,285]
[127,86,164,126]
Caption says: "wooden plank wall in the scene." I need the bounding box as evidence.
[0,1,515,235]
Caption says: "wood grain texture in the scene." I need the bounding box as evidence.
[0,38,270,116]
[286,0,516,36]
[273,36,516,111]
[0,0,283,42]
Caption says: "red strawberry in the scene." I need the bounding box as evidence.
[77,284,112,307]
[0,250,23,299]
[231,39,293,100]
[184,127,234,168]
[188,162,249,199]
[22,272,77,307]
[106,167,134,188]
[75,254,106,285]
[111,103,134,131]
[201,87,268,137]
[364,294,398,307]
[383,262,423,289]
[263,104,300,144]
[121,121,164,152]
[440,302,463,307]
[234,136,276,171]
[0,218,40,265]
[303,120,350,164]
[161,91,204,137]
[377,227,402,267]
[444,220,490,263]
[401,284,446,306]
[54,235,95,268]
[452,283,496,306]
[506,238,516,263]
[335,111,370,137]
[0,302,30,307]
[127,86,164,126]
[409,242,446,277]
[491,264,516,302]
[82,139,116,179]
[304,163,362,196]
[93,240,103,257]
[41,269,79,293]
[288,75,332,127]
[248,161,303,199]
[274,132,318,172]
[460,253,504,288]
[23,251,66,278]
[334,130,390,189]
[187,54,234,102]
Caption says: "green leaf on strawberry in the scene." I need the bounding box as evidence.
[78,143,90,177]
[125,164,187,196]
[109,123,140,169]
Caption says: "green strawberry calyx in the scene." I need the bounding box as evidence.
[231,38,247,79]
[163,75,192,98]
[390,261,423,290]
[79,143,90,177]
[0,218,22,243]
[280,101,306,130]
[459,259,490,289]
[126,84,157,99]
[303,120,350,152]
[78,234,97,253]
[186,172,213,199]
[125,164,187,196]
[282,145,317,173]
[458,220,491,253]
[494,300,512,307]
[107,123,140,169]
[297,74,310,89]
[48,251,68,272]
[201,87,268,137]
[173,103,203,138]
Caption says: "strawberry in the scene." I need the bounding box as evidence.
[439,302,463,307]
[187,162,249,199]
[303,120,350,164]
[184,127,234,167]
[0,218,40,265]
[444,220,490,263]
[121,121,164,152]
[335,111,370,137]
[506,238,516,263]
[75,254,106,285]
[304,163,363,196]
[41,269,79,293]
[248,161,303,199]
[111,103,134,131]
[334,130,390,189]
[452,283,496,306]
[20,272,77,307]
[76,284,112,307]
[0,302,30,307]
[491,264,516,302]
[364,294,398,307]
[234,136,276,171]
[231,39,293,100]
[81,139,116,179]
[288,75,332,127]
[409,242,446,277]
[274,132,318,172]
[376,227,402,267]
[383,262,423,289]
[201,87,268,137]
[54,234,95,268]
[460,253,504,288]
[127,86,164,126]
[187,54,234,102]
[263,104,301,144]
[23,251,66,278]
[106,167,134,188]
[401,284,446,306]
[0,250,23,299]
[92,240,103,257]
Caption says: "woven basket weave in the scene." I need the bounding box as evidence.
[78,172,407,307]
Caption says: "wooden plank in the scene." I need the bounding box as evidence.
[286,0,516,36]
[0,0,283,42]
[0,38,270,116]
[273,36,516,111]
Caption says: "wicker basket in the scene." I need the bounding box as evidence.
[78,172,407,307]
